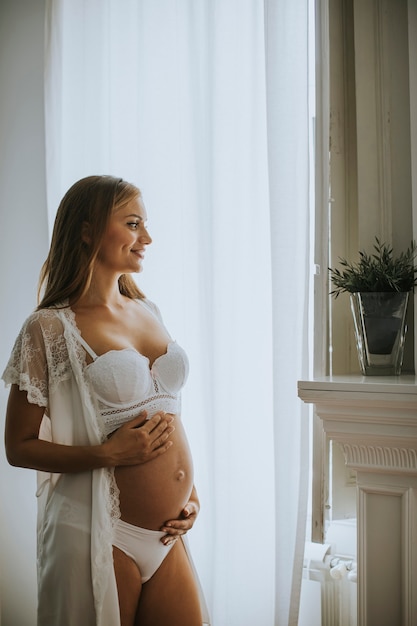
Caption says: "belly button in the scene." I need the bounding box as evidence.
[175,470,186,481]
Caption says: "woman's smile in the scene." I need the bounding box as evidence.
[97,197,152,274]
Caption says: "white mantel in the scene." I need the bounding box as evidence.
[298,375,417,626]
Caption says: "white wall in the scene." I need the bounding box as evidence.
[0,0,48,624]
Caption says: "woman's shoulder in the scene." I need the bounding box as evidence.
[139,297,163,321]
[14,306,74,353]
[21,306,67,334]
[2,306,72,403]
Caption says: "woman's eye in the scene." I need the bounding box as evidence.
[127,222,140,229]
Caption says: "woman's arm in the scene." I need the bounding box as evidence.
[5,385,175,473]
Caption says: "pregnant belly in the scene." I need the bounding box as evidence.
[114,417,194,530]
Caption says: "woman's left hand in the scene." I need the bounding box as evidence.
[160,489,200,545]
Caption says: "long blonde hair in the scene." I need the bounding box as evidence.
[38,175,145,309]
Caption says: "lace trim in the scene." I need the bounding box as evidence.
[43,322,73,395]
[3,368,48,407]
[2,308,73,407]
[35,308,73,393]
[57,307,122,617]
[92,468,121,618]
[58,306,122,519]
[57,307,107,440]
[100,393,176,417]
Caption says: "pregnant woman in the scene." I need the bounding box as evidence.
[3,175,208,626]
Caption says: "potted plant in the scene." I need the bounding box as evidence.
[329,238,417,375]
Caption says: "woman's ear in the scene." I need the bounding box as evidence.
[81,221,91,245]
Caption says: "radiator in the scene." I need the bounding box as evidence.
[299,542,357,626]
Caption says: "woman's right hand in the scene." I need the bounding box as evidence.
[104,411,175,466]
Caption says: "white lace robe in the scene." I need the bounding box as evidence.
[3,304,210,626]
[3,306,127,626]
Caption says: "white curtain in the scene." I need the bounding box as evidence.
[264,2,312,621]
[44,1,312,624]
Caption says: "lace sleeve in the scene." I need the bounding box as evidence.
[1,309,71,409]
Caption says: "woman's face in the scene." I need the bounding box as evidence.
[96,196,152,275]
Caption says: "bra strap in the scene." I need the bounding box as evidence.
[75,332,98,360]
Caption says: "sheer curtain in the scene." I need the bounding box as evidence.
[44,1,312,624]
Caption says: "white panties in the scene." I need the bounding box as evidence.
[112,518,174,583]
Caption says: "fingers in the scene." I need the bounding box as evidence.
[161,522,189,535]
[109,411,175,466]
[150,438,173,456]
[162,535,179,546]
[127,411,173,432]
[160,500,199,541]
[133,414,175,459]
[160,523,188,545]
[137,418,174,451]
[124,411,148,428]
[160,520,191,545]
[143,415,175,452]
[124,412,174,437]
[160,514,196,536]
[144,412,174,434]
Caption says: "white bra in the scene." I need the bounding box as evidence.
[76,334,189,437]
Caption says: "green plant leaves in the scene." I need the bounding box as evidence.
[329,238,417,298]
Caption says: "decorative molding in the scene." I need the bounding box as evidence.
[314,401,417,425]
[341,442,417,473]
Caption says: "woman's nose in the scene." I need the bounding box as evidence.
[139,227,152,245]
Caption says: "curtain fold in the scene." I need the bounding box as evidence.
[264,2,312,622]
[44,2,312,624]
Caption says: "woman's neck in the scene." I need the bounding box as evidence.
[76,272,127,309]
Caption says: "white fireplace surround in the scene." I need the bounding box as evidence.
[298,375,417,626]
